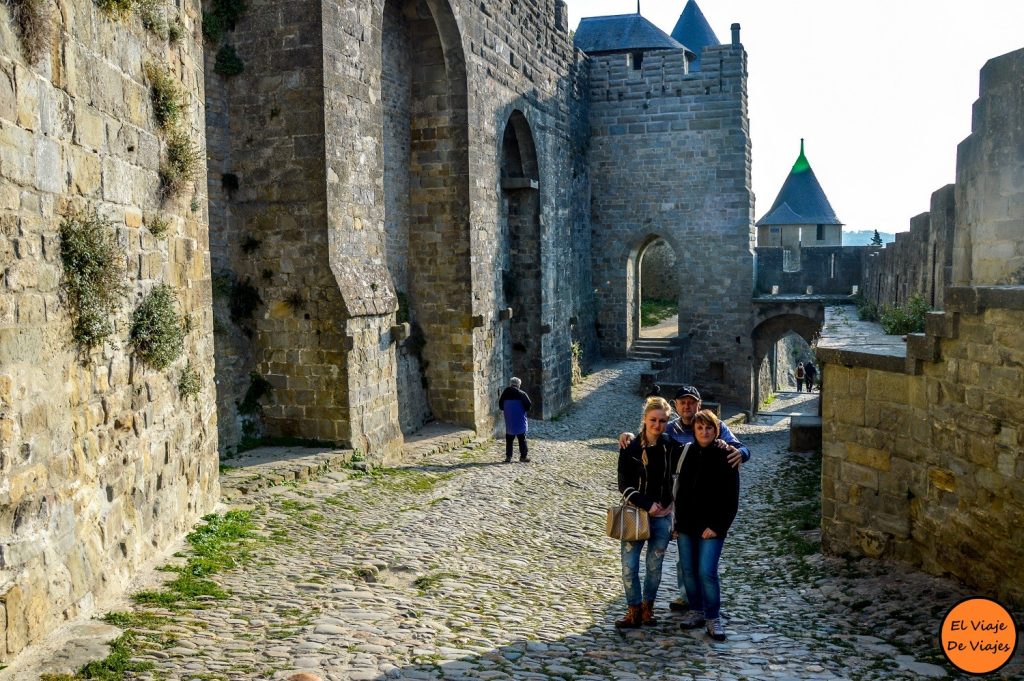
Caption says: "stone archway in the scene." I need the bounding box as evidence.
[750,312,822,412]
[498,110,543,414]
[626,233,682,348]
[637,237,678,338]
[381,0,472,434]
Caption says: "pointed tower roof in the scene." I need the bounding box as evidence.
[757,140,843,226]
[574,13,691,56]
[670,0,720,71]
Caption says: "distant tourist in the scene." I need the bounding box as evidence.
[646,384,662,399]
[795,362,806,392]
[498,377,532,463]
[804,362,817,392]
[615,396,676,628]
[674,409,740,641]
[618,385,749,614]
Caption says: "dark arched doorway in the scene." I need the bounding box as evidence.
[751,313,821,413]
[381,0,472,435]
[637,237,679,339]
[498,111,543,414]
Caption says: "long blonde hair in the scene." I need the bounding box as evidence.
[640,396,673,446]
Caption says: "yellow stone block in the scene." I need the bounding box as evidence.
[929,468,956,493]
[847,442,891,471]
[124,206,143,228]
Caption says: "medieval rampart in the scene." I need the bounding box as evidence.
[755,246,875,296]
[818,46,1024,606]
[0,0,218,660]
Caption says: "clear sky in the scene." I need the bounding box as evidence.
[567,1,1024,233]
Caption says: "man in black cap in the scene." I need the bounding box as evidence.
[619,385,750,612]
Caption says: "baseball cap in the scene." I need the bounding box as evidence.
[674,385,701,401]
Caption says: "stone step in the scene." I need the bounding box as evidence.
[627,351,663,360]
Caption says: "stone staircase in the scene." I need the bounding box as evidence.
[627,337,679,370]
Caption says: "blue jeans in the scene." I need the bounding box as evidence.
[620,514,672,606]
[676,533,725,619]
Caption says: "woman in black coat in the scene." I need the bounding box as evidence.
[674,409,740,641]
[615,396,679,628]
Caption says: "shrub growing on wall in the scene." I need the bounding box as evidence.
[179,359,201,399]
[880,294,930,335]
[159,127,202,196]
[144,62,185,130]
[59,210,129,352]
[214,44,244,76]
[130,284,186,369]
[9,0,53,64]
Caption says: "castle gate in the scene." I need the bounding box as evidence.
[750,300,825,411]
[629,234,681,342]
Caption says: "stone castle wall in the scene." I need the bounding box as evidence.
[0,0,218,660]
[861,185,956,310]
[756,246,876,296]
[588,41,755,405]
[206,0,589,458]
[819,46,1024,606]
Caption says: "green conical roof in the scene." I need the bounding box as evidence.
[756,140,842,226]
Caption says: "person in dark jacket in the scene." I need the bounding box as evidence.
[615,396,680,628]
[675,409,740,641]
[498,377,532,462]
[804,362,817,391]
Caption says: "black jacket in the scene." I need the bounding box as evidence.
[617,433,679,512]
[674,442,740,538]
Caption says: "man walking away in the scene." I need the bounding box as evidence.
[795,362,805,392]
[804,362,817,392]
[499,377,532,462]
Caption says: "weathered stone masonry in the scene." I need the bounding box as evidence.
[0,1,218,661]
[206,0,591,460]
[588,41,755,406]
[818,47,1024,606]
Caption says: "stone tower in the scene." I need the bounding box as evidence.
[581,2,756,406]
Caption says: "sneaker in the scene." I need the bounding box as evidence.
[504,456,512,463]
[705,617,726,641]
[519,457,531,463]
[678,610,705,630]
[668,597,688,612]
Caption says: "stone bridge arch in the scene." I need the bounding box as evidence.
[751,304,824,411]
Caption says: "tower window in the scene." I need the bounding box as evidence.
[816,224,825,241]
[632,51,644,70]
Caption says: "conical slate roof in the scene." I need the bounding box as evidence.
[670,0,720,71]
[757,140,842,226]
[574,14,691,56]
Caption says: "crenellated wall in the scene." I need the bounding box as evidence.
[819,46,1024,606]
[0,0,218,660]
[755,246,876,296]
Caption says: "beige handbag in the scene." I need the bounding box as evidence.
[606,489,650,541]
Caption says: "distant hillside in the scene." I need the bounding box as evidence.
[843,230,896,246]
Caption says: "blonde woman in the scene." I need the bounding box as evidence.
[674,409,740,641]
[615,396,679,628]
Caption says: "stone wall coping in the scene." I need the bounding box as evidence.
[945,285,1024,314]
[816,305,907,373]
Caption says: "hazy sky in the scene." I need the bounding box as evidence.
[567,1,1024,233]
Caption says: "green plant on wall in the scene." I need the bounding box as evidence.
[96,0,136,19]
[9,0,53,64]
[880,294,930,335]
[214,44,244,76]
[159,127,202,196]
[146,213,171,238]
[59,210,129,353]
[137,0,167,37]
[130,284,186,369]
[144,62,185,131]
[202,0,247,43]
[178,359,201,399]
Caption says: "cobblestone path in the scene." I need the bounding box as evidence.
[55,362,1024,680]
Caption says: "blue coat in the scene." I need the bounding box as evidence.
[498,386,532,435]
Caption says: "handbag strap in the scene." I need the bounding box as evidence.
[672,442,692,500]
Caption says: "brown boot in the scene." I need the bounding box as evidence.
[641,601,658,626]
[615,604,643,629]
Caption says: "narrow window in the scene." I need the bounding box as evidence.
[816,224,825,241]
[829,253,836,279]
[632,51,644,70]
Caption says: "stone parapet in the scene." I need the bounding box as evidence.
[818,300,1024,606]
